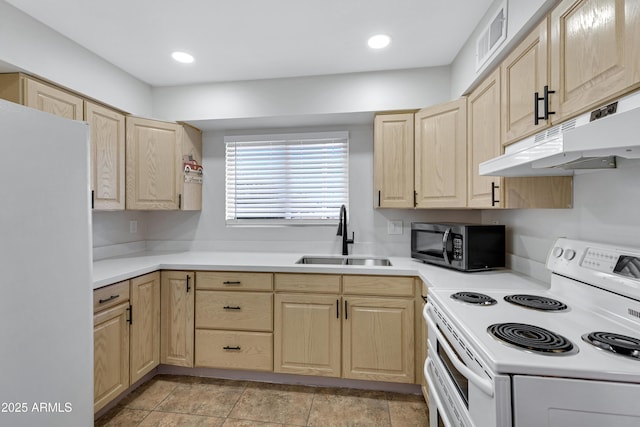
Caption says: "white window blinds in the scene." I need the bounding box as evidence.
[225,131,349,225]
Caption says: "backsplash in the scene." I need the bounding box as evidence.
[483,159,640,280]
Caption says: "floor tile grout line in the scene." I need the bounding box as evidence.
[304,387,317,427]
[219,379,249,420]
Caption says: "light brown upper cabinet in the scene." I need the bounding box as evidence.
[126,117,202,210]
[0,73,83,120]
[86,101,126,210]
[468,69,573,209]
[468,69,504,208]
[414,99,467,208]
[502,18,550,146]
[550,0,640,123]
[373,113,415,208]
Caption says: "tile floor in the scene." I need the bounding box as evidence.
[95,375,429,426]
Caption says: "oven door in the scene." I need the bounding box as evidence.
[425,351,472,427]
[424,302,512,427]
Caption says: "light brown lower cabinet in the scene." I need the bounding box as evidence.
[274,293,342,377]
[129,272,160,384]
[94,301,130,413]
[93,272,160,414]
[160,271,195,367]
[195,330,273,371]
[194,271,274,371]
[273,274,416,384]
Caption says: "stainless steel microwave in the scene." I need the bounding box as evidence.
[411,222,505,271]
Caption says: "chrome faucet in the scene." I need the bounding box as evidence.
[336,204,354,256]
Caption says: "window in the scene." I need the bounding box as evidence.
[225,131,348,225]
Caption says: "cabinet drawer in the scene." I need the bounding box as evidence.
[195,330,273,371]
[196,271,273,291]
[274,273,341,293]
[196,291,273,331]
[342,275,415,297]
[93,280,130,313]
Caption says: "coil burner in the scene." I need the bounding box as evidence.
[504,294,568,311]
[582,332,640,360]
[488,322,577,355]
[451,292,497,306]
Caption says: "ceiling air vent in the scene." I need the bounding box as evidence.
[476,1,507,71]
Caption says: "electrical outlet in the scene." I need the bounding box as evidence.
[129,220,138,234]
[387,220,403,235]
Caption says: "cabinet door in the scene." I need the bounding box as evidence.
[129,272,160,384]
[414,99,467,208]
[373,113,415,208]
[274,293,341,377]
[86,101,125,210]
[467,69,503,208]
[94,302,130,413]
[126,116,182,210]
[161,271,195,367]
[550,0,640,122]
[342,296,414,383]
[24,77,83,120]
[502,18,550,145]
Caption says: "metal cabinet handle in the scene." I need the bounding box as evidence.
[344,300,348,320]
[223,305,241,310]
[491,181,500,207]
[223,346,241,351]
[99,294,119,304]
[534,85,556,125]
[186,275,191,293]
[378,190,381,207]
[223,281,241,285]
[127,304,133,325]
[336,299,340,319]
[543,85,556,120]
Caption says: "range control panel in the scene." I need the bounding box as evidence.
[581,247,620,273]
[548,238,640,299]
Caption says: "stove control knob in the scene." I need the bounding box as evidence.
[564,249,576,261]
[552,247,564,258]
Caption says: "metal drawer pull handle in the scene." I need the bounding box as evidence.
[424,303,494,397]
[223,305,241,310]
[223,346,241,351]
[223,281,241,285]
[99,295,119,304]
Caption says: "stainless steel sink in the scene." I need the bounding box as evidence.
[296,256,346,265]
[296,256,392,266]
[344,257,392,266]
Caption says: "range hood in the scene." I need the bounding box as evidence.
[480,91,640,177]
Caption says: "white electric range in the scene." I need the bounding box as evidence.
[424,238,640,427]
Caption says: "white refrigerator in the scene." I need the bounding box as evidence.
[0,99,93,426]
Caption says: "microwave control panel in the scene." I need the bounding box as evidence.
[453,235,463,260]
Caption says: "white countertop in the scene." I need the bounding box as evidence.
[93,250,550,292]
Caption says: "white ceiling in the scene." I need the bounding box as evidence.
[6,0,494,87]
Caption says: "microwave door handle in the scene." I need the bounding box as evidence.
[424,304,495,397]
[442,228,451,264]
[425,357,456,427]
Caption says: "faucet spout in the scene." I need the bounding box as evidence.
[336,204,354,256]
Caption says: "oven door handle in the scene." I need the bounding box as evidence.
[424,303,495,397]
[425,357,455,427]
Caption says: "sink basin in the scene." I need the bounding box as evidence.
[296,256,392,267]
[344,257,392,266]
[296,256,346,265]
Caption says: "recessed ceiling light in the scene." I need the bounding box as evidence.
[171,51,194,64]
[368,34,391,49]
